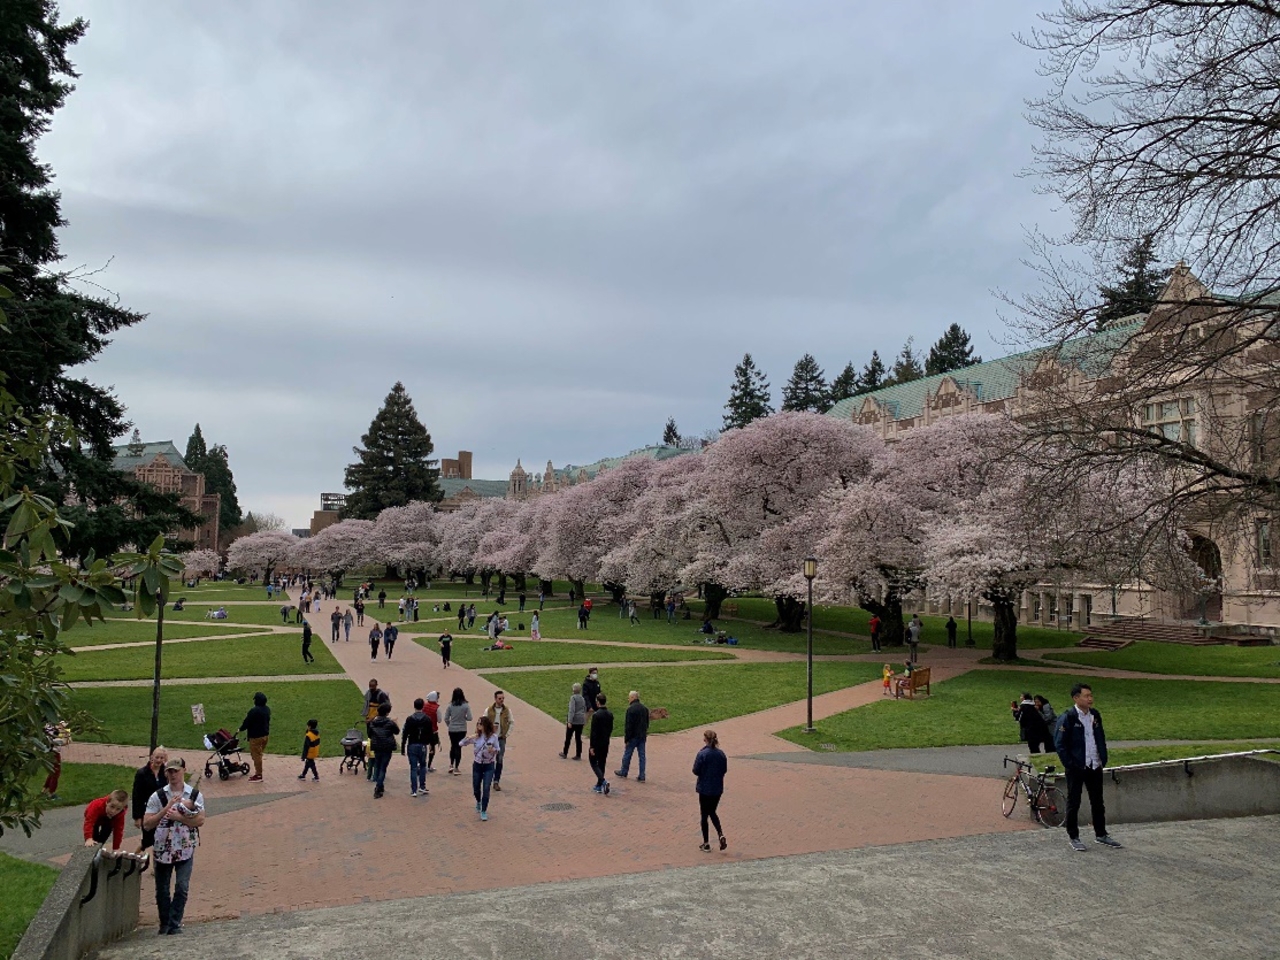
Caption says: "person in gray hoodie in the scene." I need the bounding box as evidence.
[442,688,473,775]
[560,682,587,760]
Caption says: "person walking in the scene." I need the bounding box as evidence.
[628,599,640,625]
[330,608,341,643]
[383,622,398,659]
[693,729,728,851]
[518,591,526,613]
[355,598,365,627]
[377,588,387,609]
[1012,691,1053,753]
[423,691,442,772]
[402,698,432,797]
[1055,682,1123,852]
[367,702,399,799]
[343,607,353,641]
[131,746,168,852]
[530,612,541,641]
[457,604,466,631]
[560,683,587,760]
[868,614,882,653]
[946,615,958,649]
[485,691,514,791]
[615,690,650,782]
[461,715,501,821]
[237,692,271,782]
[301,621,315,663]
[577,603,589,630]
[538,588,545,610]
[907,615,922,663]
[369,623,383,661]
[588,693,614,795]
[467,603,477,629]
[582,668,602,720]
[443,688,473,775]
[438,630,453,668]
[363,679,390,723]
[298,719,320,781]
[143,758,206,935]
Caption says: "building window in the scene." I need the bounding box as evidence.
[1143,398,1197,446]
[1258,519,1273,566]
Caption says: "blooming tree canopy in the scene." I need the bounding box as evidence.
[297,519,375,581]
[225,530,300,581]
[181,548,221,579]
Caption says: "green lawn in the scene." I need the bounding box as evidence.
[71,679,363,757]
[776,670,1280,751]
[64,619,268,647]
[685,596,1083,651]
[154,603,313,627]
[478,661,883,734]
[59,632,340,682]
[410,635,734,668]
[33,762,139,808]
[1043,641,1280,678]
[0,853,58,960]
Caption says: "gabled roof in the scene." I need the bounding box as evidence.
[439,478,508,499]
[111,440,190,473]
[549,444,691,482]
[826,320,1143,423]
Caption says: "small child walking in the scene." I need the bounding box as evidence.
[298,719,320,781]
[882,664,894,697]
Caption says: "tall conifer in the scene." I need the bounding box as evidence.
[343,382,441,518]
[722,354,774,431]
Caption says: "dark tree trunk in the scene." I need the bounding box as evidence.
[385,564,399,579]
[605,582,626,604]
[539,578,553,597]
[571,578,585,601]
[650,590,665,618]
[464,571,475,585]
[703,582,728,619]
[480,571,493,594]
[991,595,1019,662]
[498,573,508,594]
[513,572,527,591]
[773,596,806,633]
[860,592,905,646]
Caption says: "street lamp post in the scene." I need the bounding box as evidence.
[803,557,817,733]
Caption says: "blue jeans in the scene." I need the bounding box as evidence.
[472,762,495,811]
[620,737,646,778]
[154,856,194,932]
[407,744,427,793]
[372,750,392,790]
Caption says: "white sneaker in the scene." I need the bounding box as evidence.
[411,790,418,797]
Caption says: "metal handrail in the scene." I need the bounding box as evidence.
[1107,748,1278,772]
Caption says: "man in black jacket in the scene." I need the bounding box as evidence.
[302,621,314,663]
[401,699,433,798]
[1054,682,1123,852]
[615,690,650,782]
[588,694,613,795]
[368,702,400,799]
[238,692,271,782]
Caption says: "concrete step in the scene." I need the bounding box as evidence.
[1077,636,1132,652]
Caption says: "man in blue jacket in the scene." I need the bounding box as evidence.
[1054,682,1123,852]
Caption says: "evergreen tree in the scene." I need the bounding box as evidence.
[662,417,681,447]
[185,424,208,466]
[857,351,887,394]
[826,362,859,410]
[925,323,982,375]
[722,353,774,431]
[0,5,191,559]
[889,338,924,385]
[780,353,829,413]
[1097,233,1166,328]
[202,444,243,536]
[343,382,441,519]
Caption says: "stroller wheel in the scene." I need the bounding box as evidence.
[241,763,250,775]
[219,767,230,781]
[204,764,213,779]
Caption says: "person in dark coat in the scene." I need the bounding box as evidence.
[1055,682,1122,852]
[131,746,168,851]
[945,616,958,648]
[588,694,614,795]
[367,702,400,799]
[237,692,271,781]
[581,669,602,719]
[301,621,314,663]
[615,690,650,781]
[693,729,728,851]
[1012,692,1052,753]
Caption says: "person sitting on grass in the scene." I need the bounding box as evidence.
[84,789,129,855]
[700,619,716,635]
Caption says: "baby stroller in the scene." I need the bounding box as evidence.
[338,727,367,775]
[203,728,251,781]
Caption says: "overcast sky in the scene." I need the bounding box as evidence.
[47,1,1065,529]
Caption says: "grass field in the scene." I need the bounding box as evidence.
[71,679,363,757]
[64,619,268,647]
[59,633,340,682]
[479,661,883,734]
[0,853,58,960]
[1042,641,1280,678]
[685,596,1084,651]
[152,603,314,627]
[33,762,140,808]
[410,635,735,668]
[776,670,1280,751]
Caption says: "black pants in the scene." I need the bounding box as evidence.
[870,633,880,652]
[1065,766,1107,840]
[448,730,465,769]
[302,642,313,663]
[590,747,609,787]
[563,724,583,758]
[699,793,723,844]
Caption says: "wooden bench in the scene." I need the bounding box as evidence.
[899,666,932,699]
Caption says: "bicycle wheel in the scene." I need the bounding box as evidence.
[1036,786,1066,828]
[1001,776,1019,817]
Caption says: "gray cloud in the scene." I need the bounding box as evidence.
[46,0,1063,526]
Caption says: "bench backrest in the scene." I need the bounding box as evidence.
[910,667,931,688]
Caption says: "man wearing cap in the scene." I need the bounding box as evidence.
[143,759,206,935]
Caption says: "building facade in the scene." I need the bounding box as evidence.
[110,440,221,550]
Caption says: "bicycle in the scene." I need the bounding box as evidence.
[1001,756,1066,827]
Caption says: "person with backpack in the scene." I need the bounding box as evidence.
[367,702,400,799]
[143,758,206,935]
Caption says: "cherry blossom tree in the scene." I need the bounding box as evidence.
[297,519,375,584]
[369,501,441,581]
[225,530,301,582]
[180,548,221,580]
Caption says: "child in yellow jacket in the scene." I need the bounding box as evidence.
[298,719,320,781]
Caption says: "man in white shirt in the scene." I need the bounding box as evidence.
[1054,682,1122,852]
[142,758,207,934]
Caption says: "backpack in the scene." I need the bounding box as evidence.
[152,783,202,850]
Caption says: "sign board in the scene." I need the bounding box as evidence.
[191,703,205,725]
